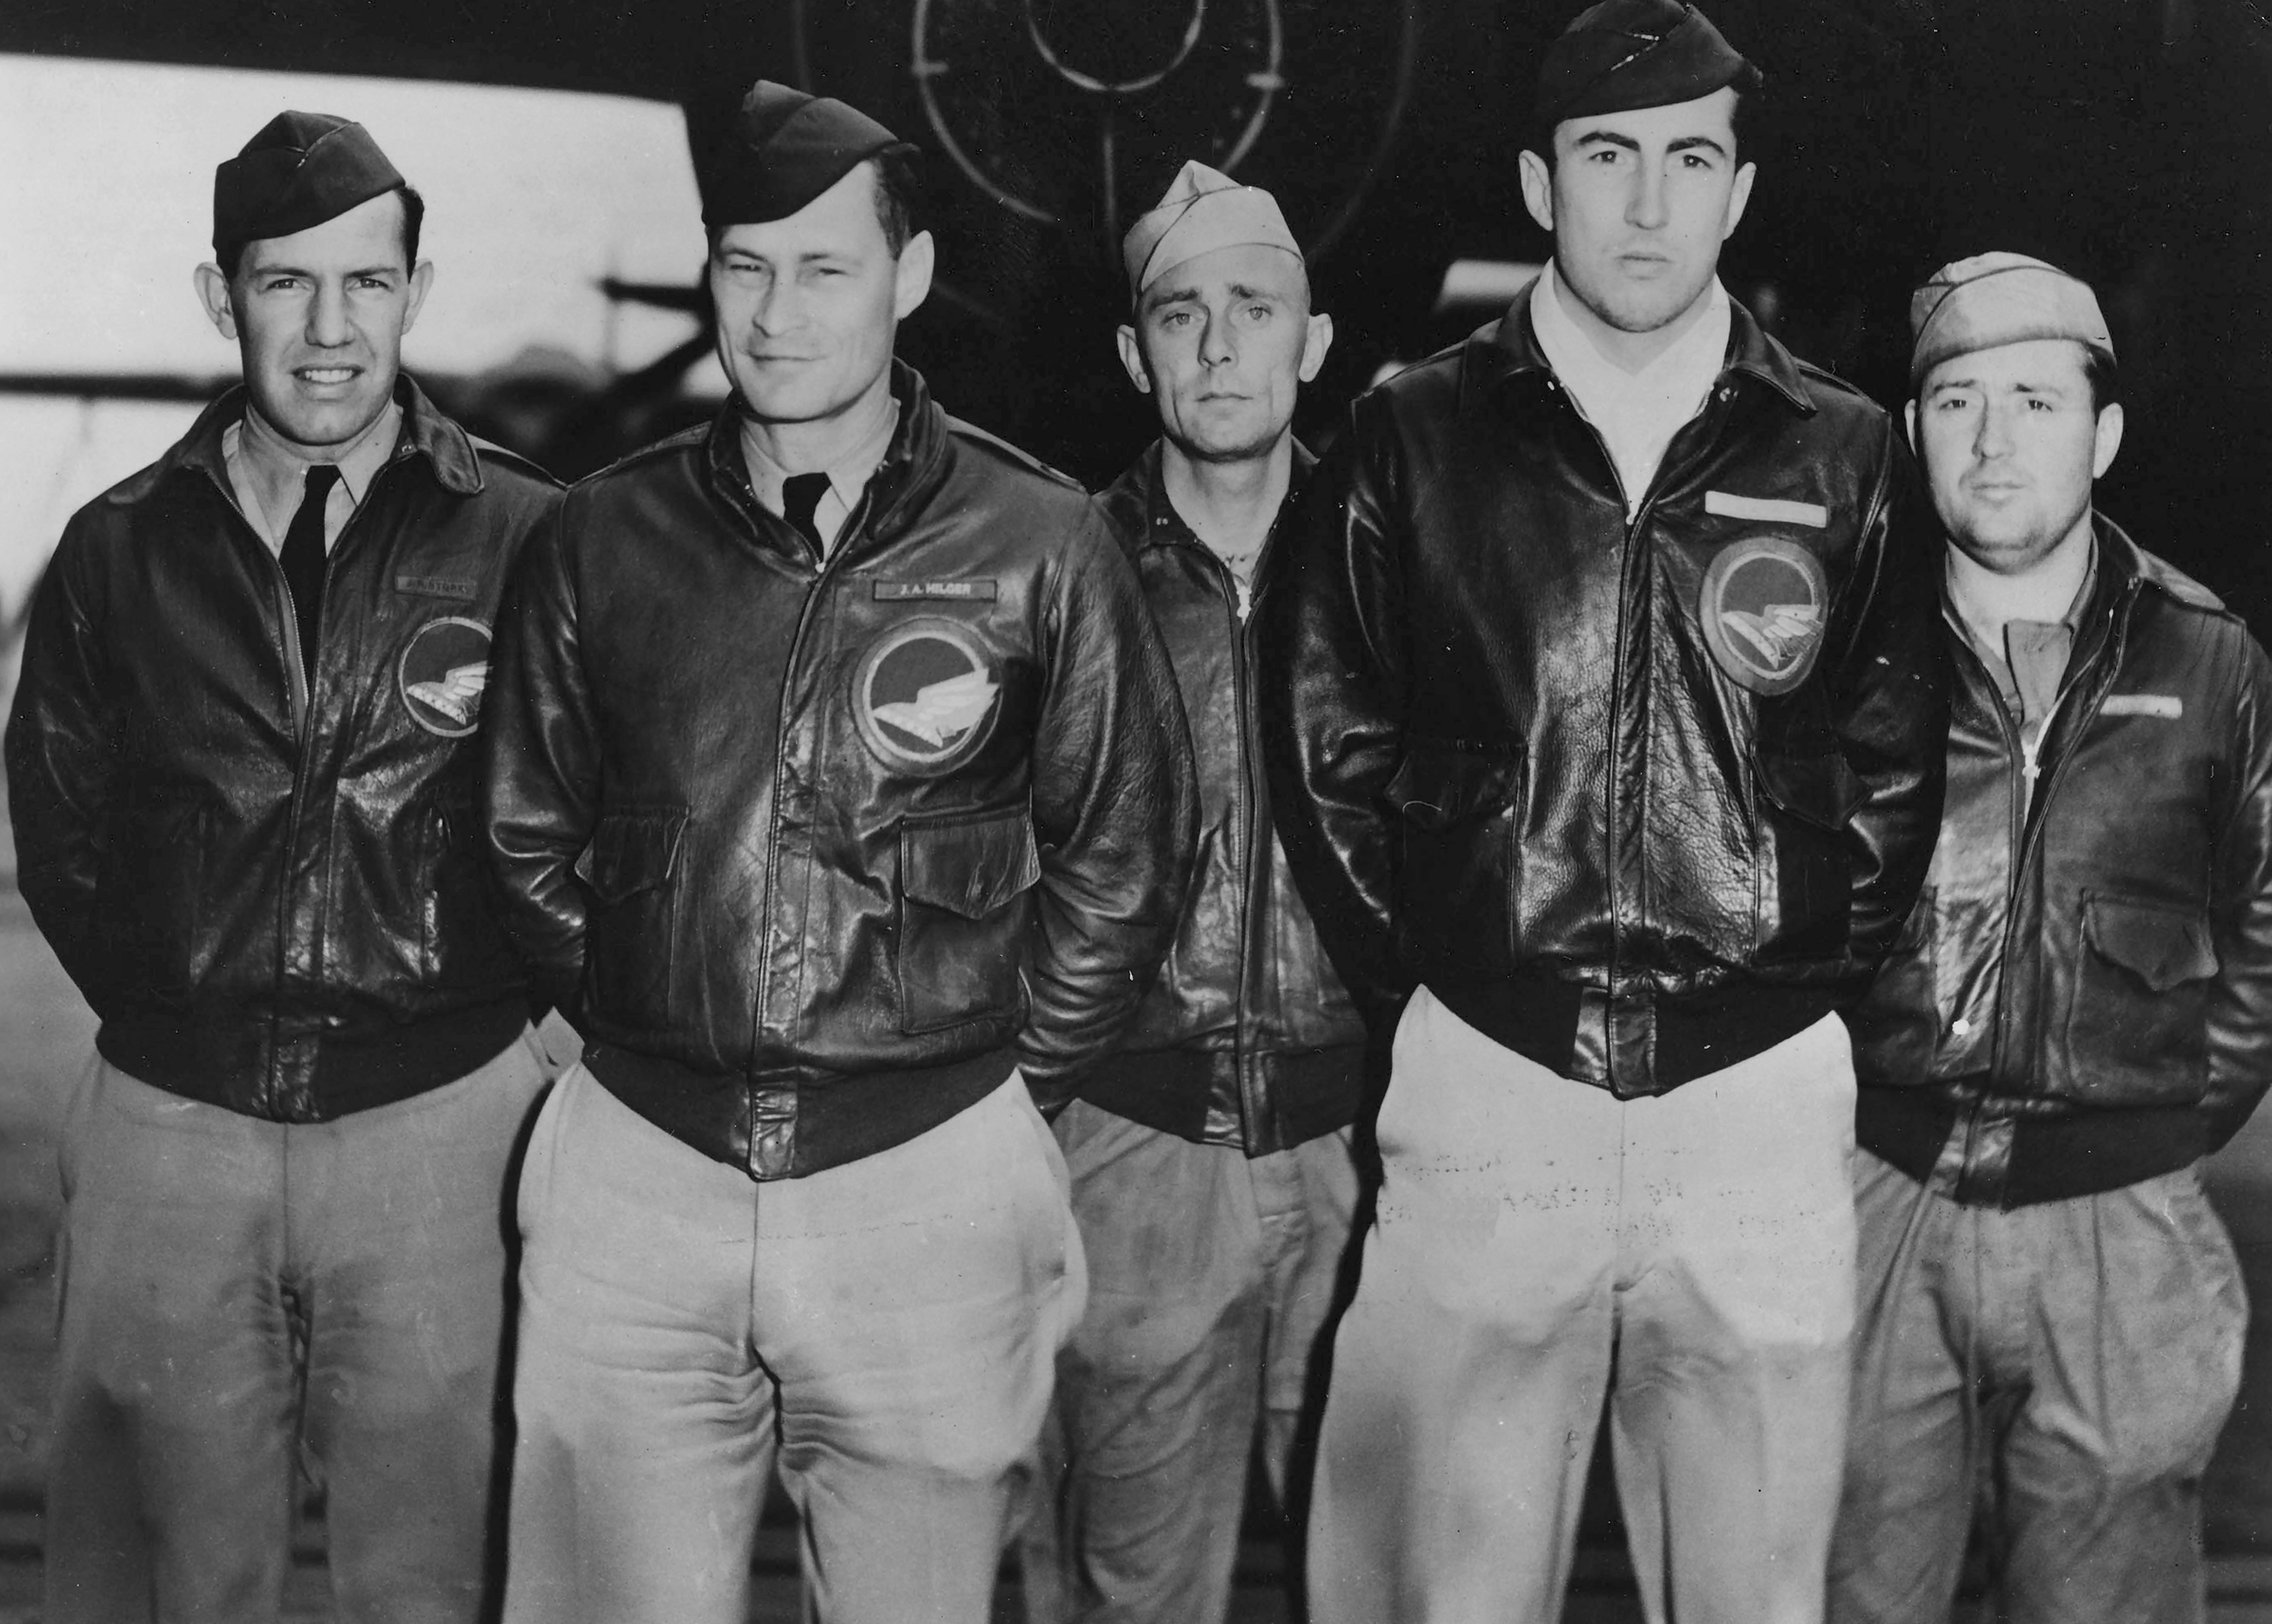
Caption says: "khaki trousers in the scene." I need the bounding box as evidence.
[1021,1101,1359,1624]
[1829,1152,2247,1624]
[503,1066,1085,1624]
[1308,989,1858,1624]
[46,1032,549,1624]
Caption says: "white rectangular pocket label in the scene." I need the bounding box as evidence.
[2100,694,2183,718]
[1706,490,1829,528]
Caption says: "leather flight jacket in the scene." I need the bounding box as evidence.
[483,363,1198,1181]
[1848,519,2272,1207]
[6,380,560,1120]
[1259,294,1948,1096]
[1080,442,1366,1155]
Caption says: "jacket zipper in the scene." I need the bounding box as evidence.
[210,457,390,1115]
[1211,545,1266,1142]
[1562,387,1641,1062]
[745,476,898,1087]
[1963,585,2135,1083]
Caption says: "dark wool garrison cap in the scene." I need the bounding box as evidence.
[213,112,404,257]
[1534,0,1761,132]
[694,81,903,230]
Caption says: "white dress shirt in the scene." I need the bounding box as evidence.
[1527,260,1731,518]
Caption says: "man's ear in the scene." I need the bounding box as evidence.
[195,263,238,341]
[1721,161,1757,241]
[1904,397,1920,455]
[2092,401,2125,480]
[1517,148,1555,235]
[401,259,436,336]
[894,230,936,320]
[1115,325,1152,395]
[1300,312,1335,384]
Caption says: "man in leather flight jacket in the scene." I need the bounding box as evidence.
[1828,257,2272,1624]
[6,115,561,1623]
[1258,5,1946,1620]
[1018,163,1367,1624]
[483,85,1195,1624]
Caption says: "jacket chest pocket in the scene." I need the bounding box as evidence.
[2063,891,2218,1103]
[1385,742,1523,975]
[896,806,1041,1034]
[574,808,688,1024]
[1754,747,1864,962]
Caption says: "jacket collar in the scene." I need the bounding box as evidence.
[1109,436,1318,557]
[144,374,486,504]
[704,358,951,553]
[1461,276,1815,418]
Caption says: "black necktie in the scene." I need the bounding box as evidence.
[279,463,340,685]
[782,471,832,554]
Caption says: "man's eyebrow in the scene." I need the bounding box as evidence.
[1570,130,1642,154]
[1143,284,1202,312]
[1667,134,1731,160]
[1924,376,1979,397]
[1225,283,1284,302]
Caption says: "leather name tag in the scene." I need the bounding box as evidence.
[395,572,477,600]
[1705,491,1829,528]
[2100,694,2183,718]
[873,580,999,601]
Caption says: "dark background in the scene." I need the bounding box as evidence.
[4,0,2265,621]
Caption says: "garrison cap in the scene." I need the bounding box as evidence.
[213,113,405,260]
[1122,161,1302,302]
[695,80,904,230]
[1534,0,1761,135]
[1909,251,2113,387]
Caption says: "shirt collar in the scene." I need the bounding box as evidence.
[222,394,402,541]
[738,394,901,518]
[1528,259,1732,426]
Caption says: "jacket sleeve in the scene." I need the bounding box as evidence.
[1014,503,1198,1098]
[1821,421,1950,984]
[2202,634,2272,1150]
[481,503,599,1012]
[1255,402,1411,1028]
[4,519,121,1014]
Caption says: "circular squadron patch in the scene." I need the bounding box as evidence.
[1699,538,1829,696]
[854,618,1002,772]
[397,616,492,738]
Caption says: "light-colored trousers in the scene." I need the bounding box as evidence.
[1308,989,1858,1624]
[46,1032,550,1624]
[1021,1100,1359,1624]
[503,1065,1086,1624]
[1829,1150,2248,1624]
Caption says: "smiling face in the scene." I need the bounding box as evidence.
[1117,242,1332,464]
[1518,88,1754,353]
[708,161,934,429]
[196,189,430,452]
[1911,338,2124,577]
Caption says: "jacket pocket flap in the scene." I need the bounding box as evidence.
[2085,895,2219,991]
[902,809,1041,919]
[1755,749,1864,831]
[1385,743,1521,832]
[574,809,689,904]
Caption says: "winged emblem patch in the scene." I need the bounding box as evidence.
[397,616,492,738]
[855,618,1004,771]
[1698,538,1829,696]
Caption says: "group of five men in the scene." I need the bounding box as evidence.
[11,2,2272,1621]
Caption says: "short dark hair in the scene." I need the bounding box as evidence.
[2082,342,2119,414]
[216,182,424,282]
[704,147,925,259]
[1526,87,1751,171]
